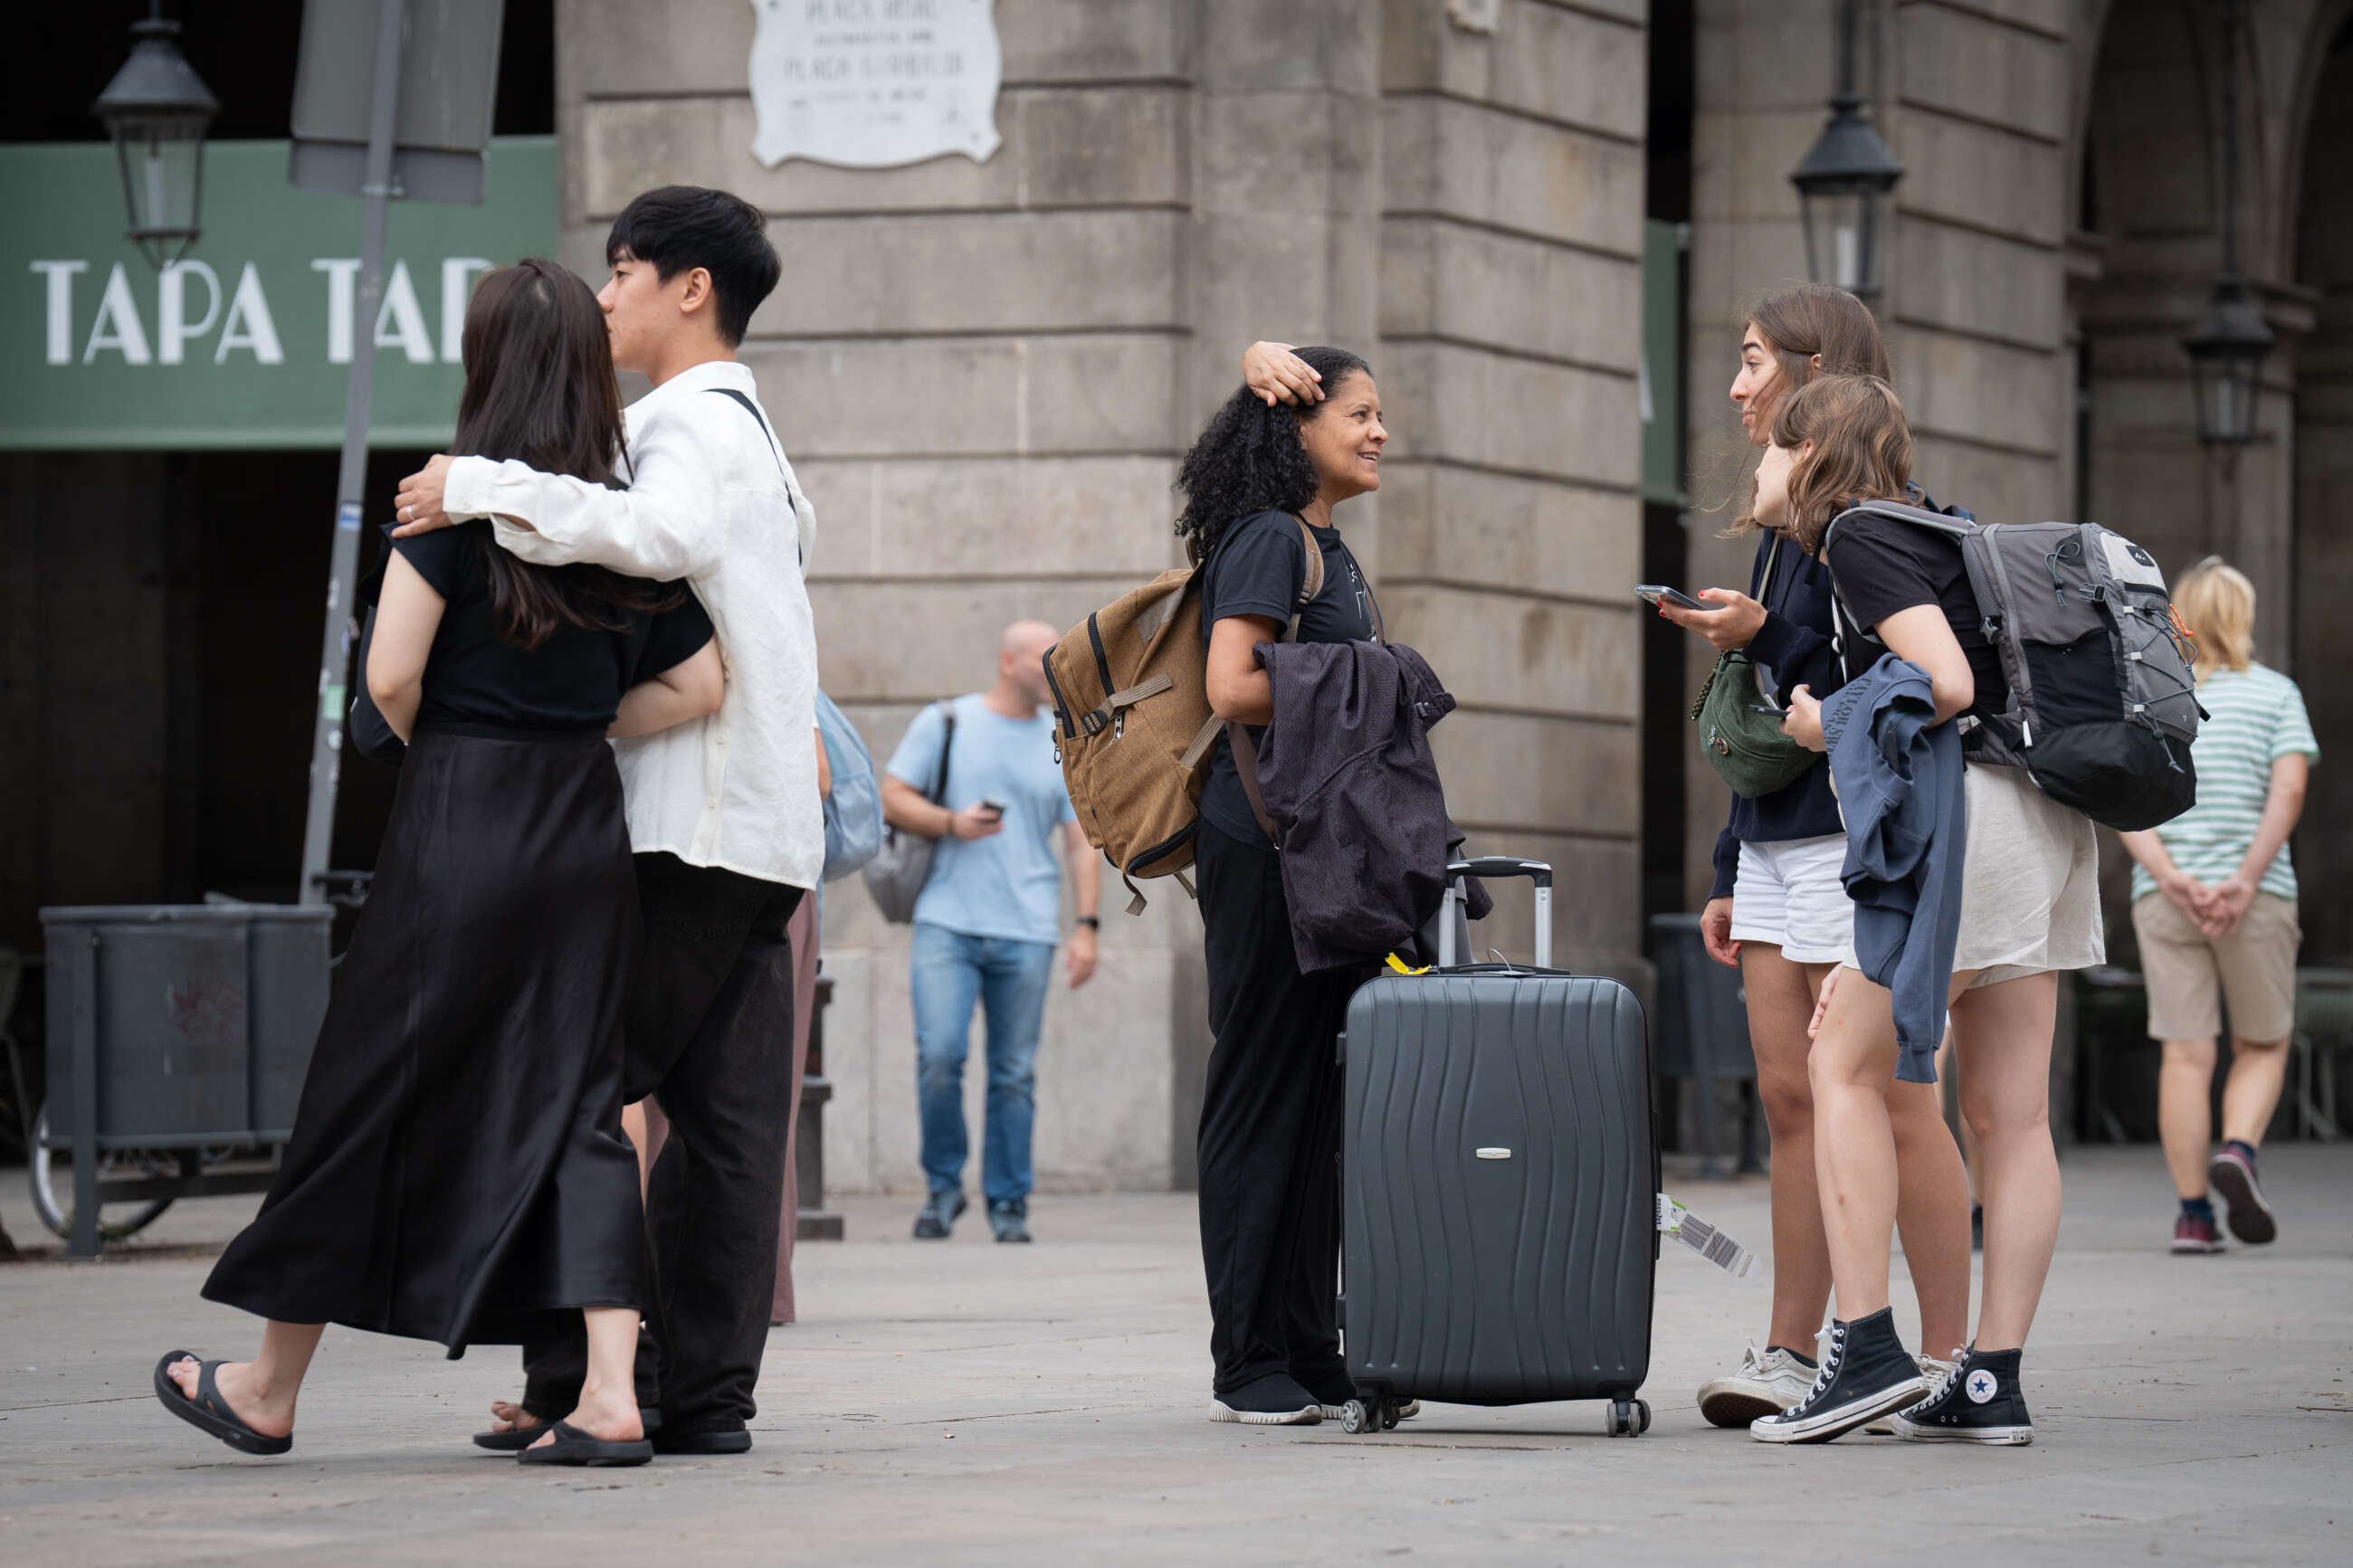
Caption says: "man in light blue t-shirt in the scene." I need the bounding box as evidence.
[882,621,1100,1243]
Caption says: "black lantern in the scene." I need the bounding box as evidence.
[2181,1,2270,447]
[2182,273,2273,445]
[1791,0,1903,301]
[90,9,218,270]
[1791,93,1905,299]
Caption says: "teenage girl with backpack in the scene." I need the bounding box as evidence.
[1650,287,1973,1427]
[1181,345,1388,1427]
[1753,375,2102,1446]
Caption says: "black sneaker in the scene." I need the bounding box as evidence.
[912,1190,967,1240]
[2209,1146,2276,1245]
[1748,1307,1926,1444]
[987,1200,1031,1243]
[1209,1373,1321,1426]
[1887,1345,2034,1445]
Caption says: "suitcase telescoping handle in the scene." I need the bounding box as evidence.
[1438,858,1552,970]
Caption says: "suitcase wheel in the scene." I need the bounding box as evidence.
[1607,1398,1652,1438]
[1339,1396,1408,1436]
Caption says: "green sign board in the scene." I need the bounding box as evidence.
[0,136,556,450]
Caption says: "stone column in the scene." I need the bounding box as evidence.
[1377,0,1649,977]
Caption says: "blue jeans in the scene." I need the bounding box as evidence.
[910,921,1054,1205]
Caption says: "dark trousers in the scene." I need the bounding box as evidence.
[522,852,805,1433]
[1193,817,1373,1396]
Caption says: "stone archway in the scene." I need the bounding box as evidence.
[2290,12,2353,965]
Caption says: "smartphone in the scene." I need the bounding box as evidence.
[976,796,1008,816]
[1635,584,1714,612]
[1748,704,1784,716]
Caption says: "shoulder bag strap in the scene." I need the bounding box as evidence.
[708,386,801,565]
[929,701,957,806]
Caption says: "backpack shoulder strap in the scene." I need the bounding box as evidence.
[1286,514,1326,641]
[1833,498,1977,537]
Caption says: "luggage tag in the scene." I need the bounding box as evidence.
[1656,1194,1758,1279]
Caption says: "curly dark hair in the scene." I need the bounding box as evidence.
[1173,346,1371,564]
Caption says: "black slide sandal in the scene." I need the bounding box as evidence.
[153,1351,293,1457]
[514,1419,653,1467]
[474,1407,661,1451]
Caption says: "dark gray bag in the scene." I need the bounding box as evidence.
[1337,859,1657,1434]
[861,701,954,923]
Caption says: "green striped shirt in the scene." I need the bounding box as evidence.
[2131,664,2319,904]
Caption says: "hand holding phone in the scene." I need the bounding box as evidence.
[1635,584,1715,613]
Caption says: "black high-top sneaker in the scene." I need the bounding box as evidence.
[1748,1307,1927,1444]
[1888,1345,2034,1445]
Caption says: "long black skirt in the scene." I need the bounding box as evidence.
[204,727,643,1355]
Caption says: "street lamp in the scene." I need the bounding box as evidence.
[2182,0,2271,445]
[2183,274,2273,445]
[1790,0,1903,301]
[90,6,218,270]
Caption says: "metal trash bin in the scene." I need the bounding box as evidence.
[38,904,331,1259]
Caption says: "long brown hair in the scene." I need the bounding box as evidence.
[449,259,680,649]
[1771,374,1914,553]
[1726,283,1895,531]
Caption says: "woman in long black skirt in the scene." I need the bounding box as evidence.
[156,259,719,1468]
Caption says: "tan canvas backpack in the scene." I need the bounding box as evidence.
[1044,516,1323,914]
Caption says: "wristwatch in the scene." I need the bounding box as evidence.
[1073,916,1100,930]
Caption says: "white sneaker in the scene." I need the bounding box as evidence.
[1865,1352,1958,1435]
[1697,1345,1816,1427]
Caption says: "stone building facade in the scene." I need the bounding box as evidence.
[5,1,2339,1194]
[557,0,1653,1195]
[556,0,2348,1195]
[1683,0,2352,970]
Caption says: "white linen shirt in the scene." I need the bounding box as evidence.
[441,359,823,889]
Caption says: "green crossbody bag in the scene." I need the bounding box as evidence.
[1691,537,1819,800]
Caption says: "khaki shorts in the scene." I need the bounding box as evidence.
[1950,763,2105,988]
[2131,889,2301,1042]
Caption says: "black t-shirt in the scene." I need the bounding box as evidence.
[1196,509,1378,846]
[383,520,715,732]
[1824,513,2007,722]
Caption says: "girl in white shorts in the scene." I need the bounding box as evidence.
[1756,374,2101,1449]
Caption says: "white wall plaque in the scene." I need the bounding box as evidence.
[748,0,1003,170]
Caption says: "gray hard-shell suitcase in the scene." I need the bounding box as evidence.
[1337,858,1658,1437]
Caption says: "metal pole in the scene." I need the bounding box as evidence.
[297,0,405,904]
[67,931,100,1262]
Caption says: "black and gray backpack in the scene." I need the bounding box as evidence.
[1825,499,2203,832]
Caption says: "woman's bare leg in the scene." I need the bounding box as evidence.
[164,1320,325,1440]
[1743,943,1836,1351]
[1952,972,2062,1352]
[526,1307,645,1448]
[1888,1075,1973,1356]
[2158,1036,2219,1198]
[1808,967,1902,1321]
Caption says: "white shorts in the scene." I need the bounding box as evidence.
[1729,833,1853,965]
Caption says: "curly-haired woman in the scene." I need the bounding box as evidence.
[1178,344,1386,1426]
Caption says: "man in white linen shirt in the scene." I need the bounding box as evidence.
[394,185,816,1460]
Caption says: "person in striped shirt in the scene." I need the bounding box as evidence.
[2120,558,2318,1254]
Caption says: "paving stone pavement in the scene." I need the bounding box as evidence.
[1,1145,2346,1565]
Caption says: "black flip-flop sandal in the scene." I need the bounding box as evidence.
[474,1407,661,1451]
[514,1419,653,1467]
[153,1350,292,1457]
